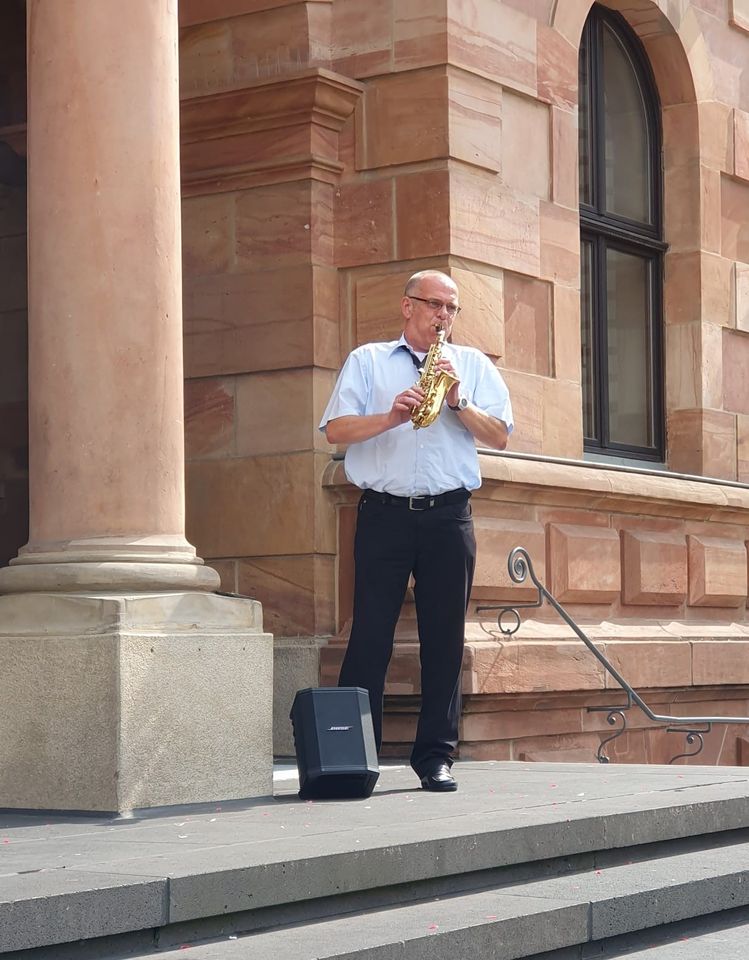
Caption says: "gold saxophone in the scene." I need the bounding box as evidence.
[410,325,460,430]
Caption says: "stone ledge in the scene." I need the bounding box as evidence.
[321,455,749,520]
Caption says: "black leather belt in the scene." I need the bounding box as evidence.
[362,488,470,511]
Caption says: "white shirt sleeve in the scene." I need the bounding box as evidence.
[472,354,514,433]
[318,348,371,431]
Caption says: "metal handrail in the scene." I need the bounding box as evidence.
[477,547,749,763]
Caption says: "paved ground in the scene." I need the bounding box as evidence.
[1,759,748,883]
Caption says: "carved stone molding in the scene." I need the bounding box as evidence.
[180,67,363,195]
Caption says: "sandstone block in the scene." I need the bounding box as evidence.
[185,377,235,460]
[667,409,737,481]
[503,274,552,376]
[472,518,545,600]
[553,285,581,382]
[736,109,749,181]
[463,639,606,695]
[238,554,335,638]
[179,21,233,97]
[502,90,550,200]
[688,534,748,606]
[552,106,578,208]
[186,452,318,558]
[498,369,543,454]
[395,168,450,261]
[543,378,583,459]
[234,368,332,457]
[739,414,749,483]
[537,24,577,108]
[601,640,692,689]
[540,200,579,285]
[335,178,395,268]
[693,641,749,684]
[394,0,448,71]
[353,269,414,346]
[449,267,504,359]
[723,328,749,415]
[182,192,235,278]
[183,266,315,378]
[448,0,536,94]
[332,0,393,78]
[447,69,502,173]
[737,262,749,332]
[359,69,448,170]
[721,174,749,264]
[622,530,688,605]
[549,523,621,604]
[237,180,333,270]
[450,166,540,276]
[664,322,701,410]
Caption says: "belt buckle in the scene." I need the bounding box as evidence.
[408,495,435,511]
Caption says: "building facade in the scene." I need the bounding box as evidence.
[2,0,749,796]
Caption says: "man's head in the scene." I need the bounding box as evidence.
[401,270,460,352]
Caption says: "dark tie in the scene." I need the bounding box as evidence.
[398,344,423,373]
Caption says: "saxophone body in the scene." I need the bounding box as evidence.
[410,327,460,430]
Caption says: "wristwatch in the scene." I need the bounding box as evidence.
[447,395,468,412]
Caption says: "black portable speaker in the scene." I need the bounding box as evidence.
[290,687,379,800]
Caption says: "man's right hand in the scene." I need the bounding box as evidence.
[325,386,425,444]
[388,386,425,427]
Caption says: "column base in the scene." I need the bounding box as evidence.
[0,535,221,594]
[0,560,220,593]
[0,591,273,812]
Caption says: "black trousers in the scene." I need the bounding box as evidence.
[338,492,476,777]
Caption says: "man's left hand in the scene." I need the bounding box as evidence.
[435,358,460,407]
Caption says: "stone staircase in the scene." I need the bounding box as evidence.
[3,762,749,959]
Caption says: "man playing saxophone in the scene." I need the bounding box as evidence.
[319,270,513,792]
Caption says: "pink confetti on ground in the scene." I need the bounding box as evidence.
[485,915,498,920]
[428,924,439,930]
[595,870,602,875]
[550,784,558,789]
[2,839,9,845]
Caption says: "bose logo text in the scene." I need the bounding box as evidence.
[328,725,352,732]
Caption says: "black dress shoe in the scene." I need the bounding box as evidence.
[420,763,457,792]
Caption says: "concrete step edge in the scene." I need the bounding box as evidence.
[105,841,749,960]
[3,787,749,954]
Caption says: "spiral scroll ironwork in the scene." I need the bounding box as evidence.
[667,726,710,765]
[476,548,542,637]
[595,711,628,764]
[476,547,749,765]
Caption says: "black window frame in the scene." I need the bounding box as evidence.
[579,5,667,462]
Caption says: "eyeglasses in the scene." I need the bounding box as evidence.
[407,295,461,318]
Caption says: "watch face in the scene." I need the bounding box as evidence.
[458,397,468,410]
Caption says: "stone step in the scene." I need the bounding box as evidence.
[108,840,749,959]
[3,763,749,956]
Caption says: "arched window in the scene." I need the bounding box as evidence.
[579,5,666,461]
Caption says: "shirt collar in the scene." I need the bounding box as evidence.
[390,333,427,360]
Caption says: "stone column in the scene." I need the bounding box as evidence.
[1,0,214,593]
[0,0,272,812]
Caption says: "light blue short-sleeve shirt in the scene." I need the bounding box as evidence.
[319,336,513,497]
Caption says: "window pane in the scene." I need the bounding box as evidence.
[606,249,653,447]
[603,24,651,224]
[581,240,597,440]
[578,27,593,206]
